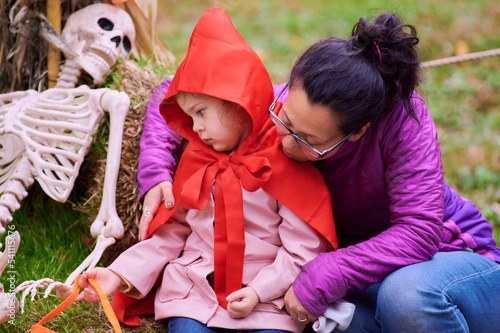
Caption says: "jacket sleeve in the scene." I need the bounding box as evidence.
[293,96,444,317]
[248,203,327,303]
[138,79,182,202]
[108,207,191,299]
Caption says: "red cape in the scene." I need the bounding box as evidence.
[113,7,337,325]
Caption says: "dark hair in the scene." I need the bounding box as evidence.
[289,13,421,134]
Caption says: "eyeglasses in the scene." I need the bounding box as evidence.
[268,83,355,158]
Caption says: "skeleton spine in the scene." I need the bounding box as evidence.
[55,60,81,88]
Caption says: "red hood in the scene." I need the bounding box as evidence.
[160,7,274,149]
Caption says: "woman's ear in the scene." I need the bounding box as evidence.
[348,122,371,142]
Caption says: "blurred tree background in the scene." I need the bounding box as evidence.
[1,0,499,331]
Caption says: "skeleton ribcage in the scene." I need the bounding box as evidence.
[1,87,105,202]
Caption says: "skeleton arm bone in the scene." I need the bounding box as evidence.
[90,90,129,239]
[66,90,129,284]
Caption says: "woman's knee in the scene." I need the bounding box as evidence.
[376,260,442,316]
[375,252,500,332]
[378,278,416,314]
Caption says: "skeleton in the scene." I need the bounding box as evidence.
[0,3,135,310]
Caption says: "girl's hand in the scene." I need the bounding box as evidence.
[76,268,124,303]
[139,181,175,241]
[226,287,260,318]
[284,285,317,324]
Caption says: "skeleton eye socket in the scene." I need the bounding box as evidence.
[123,36,131,53]
[98,18,114,31]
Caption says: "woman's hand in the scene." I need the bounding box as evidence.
[284,285,317,324]
[76,268,124,303]
[226,287,260,318]
[139,181,175,241]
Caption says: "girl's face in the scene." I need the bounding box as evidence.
[278,87,349,162]
[177,93,251,153]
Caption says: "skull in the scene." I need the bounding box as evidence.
[60,4,136,84]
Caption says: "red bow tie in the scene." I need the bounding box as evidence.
[181,150,271,308]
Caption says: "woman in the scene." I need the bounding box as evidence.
[138,13,500,332]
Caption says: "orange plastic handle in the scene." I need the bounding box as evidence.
[31,275,122,333]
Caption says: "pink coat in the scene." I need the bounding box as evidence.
[109,188,326,332]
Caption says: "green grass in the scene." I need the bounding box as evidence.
[0,185,103,331]
[3,0,500,331]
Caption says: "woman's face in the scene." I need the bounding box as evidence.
[277,86,348,162]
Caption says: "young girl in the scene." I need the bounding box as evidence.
[77,8,337,332]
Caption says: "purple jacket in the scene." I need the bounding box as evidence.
[139,80,500,317]
[137,80,181,201]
